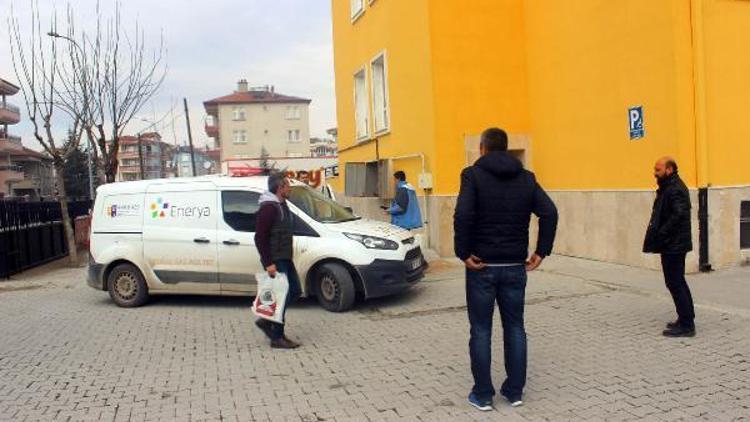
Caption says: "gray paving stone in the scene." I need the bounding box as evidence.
[1,257,749,421]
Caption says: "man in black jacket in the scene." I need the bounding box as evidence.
[454,128,558,411]
[254,174,302,349]
[643,157,695,337]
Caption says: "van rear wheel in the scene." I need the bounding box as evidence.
[315,263,356,312]
[108,263,149,307]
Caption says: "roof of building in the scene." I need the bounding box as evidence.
[96,174,307,195]
[118,134,167,145]
[204,90,311,107]
[10,147,52,161]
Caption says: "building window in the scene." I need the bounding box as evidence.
[741,201,750,249]
[286,106,301,120]
[345,161,387,197]
[233,130,247,144]
[351,0,364,21]
[232,107,246,121]
[371,52,390,134]
[354,68,369,141]
[288,129,301,143]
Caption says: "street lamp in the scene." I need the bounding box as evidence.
[47,31,95,200]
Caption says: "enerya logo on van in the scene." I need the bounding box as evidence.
[149,197,211,219]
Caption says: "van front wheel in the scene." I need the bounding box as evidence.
[107,263,149,307]
[315,263,356,312]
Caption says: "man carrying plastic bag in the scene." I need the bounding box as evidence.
[253,173,302,349]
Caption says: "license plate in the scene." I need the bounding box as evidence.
[409,258,422,271]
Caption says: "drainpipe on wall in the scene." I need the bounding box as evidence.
[691,0,712,272]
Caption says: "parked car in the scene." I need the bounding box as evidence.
[87,175,426,312]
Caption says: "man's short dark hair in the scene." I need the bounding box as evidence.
[480,128,509,152]
[665,159,678,173]
[268,172,287,194]
[394,171,406,182]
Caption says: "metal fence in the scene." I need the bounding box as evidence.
[0,200,92,278]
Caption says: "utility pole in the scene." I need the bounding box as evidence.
[137,133,145,180]
[183,98,197,177]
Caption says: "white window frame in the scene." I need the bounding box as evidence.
[233,130,247,144]
[285,106,301,120]
[353,66,370,142]
[370,51,391,135]
[351,0,365,22]
[232,107,246,121]
[287,129,301,143]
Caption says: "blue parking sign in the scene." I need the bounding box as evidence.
[628,106,644,140]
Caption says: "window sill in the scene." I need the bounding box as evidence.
[356,134,370,143]
[373,128,390,137]
[351,9,364,23]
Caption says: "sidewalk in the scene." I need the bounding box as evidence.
[423,252,750,317]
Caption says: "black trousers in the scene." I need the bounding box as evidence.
[660,253,695,327]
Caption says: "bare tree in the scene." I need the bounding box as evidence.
[48,0,167,183]
[8,2,86,265]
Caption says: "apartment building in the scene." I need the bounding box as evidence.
[204,80,311,162]
[116,133,173,181]
[1,77,54,200]
[331,0,750,270]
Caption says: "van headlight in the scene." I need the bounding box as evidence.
[344,233,399,250]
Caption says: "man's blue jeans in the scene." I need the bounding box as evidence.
[466,265,527,401]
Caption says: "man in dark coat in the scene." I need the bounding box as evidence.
[254,173,302,349]
[454,127,558,411]
[643,157,696,337]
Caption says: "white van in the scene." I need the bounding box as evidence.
[87,176,426,312]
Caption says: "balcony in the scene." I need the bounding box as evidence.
[0,79,20,96]
[0,132,24,153]
[0,102,21,125]
[0,164,25,184]
[205,123,219,138]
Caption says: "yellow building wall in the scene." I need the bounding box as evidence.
[701,0,750,187]
[522,0,697,190]
[428,0,531,195]
[330,0,437,194]
[331,0,749,194]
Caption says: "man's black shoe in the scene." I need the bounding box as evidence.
[663,325,695,337]
[255,319,274,339]
[666,320,680,329]
[271,337,301,349]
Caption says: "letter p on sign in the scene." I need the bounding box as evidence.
[628,106,645,140]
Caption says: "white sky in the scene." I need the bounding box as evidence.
[1,0,336,151]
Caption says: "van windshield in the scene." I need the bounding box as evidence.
[289,185,359,223]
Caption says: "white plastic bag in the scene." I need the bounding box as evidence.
[252,272,289,324]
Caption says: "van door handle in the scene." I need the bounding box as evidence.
[223,239,240,246]
[193,237,211,244]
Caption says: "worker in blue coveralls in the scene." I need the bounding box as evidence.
[385,171,423,230]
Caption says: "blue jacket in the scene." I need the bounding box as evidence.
[388,181,423,229]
